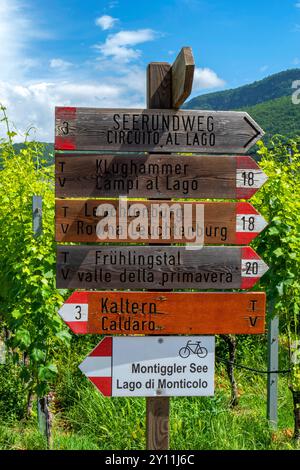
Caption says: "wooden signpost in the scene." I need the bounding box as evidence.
[78,336,215,397]
[55,46,269,450]
[59,291,266,335]
[55,153,268,199]
[56,245,268,290]
[171,47,195,108]
[55,107,264,154]
[55,200,267,244]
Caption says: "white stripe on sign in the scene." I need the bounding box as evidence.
[241,259,269,277]
[236,214,268,233]
[58,303,88,322]
[78,356,111,377]
[236,169,268,188]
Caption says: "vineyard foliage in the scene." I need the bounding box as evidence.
[252,137,300,390]
[0,107,71,398]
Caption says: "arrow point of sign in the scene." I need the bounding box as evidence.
[236,156,269,199]
[243,114,265,151]
[58,291,90,334]
[235,203,268,244]
[79,338,113,397]
[241,246,269,288]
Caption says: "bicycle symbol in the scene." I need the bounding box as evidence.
[179,340,208,359]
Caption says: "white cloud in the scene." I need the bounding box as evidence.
[295,3,300,7]
[0,0,50,81]
[0,0,32,80]
[293,57,300,65]
[50,59,73,71]
[0,76,146,142]
[193,68,225,90]
[95,29,157,62]
[96,15,118,30]
[0,4,155,142]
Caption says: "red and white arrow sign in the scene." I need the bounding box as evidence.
[79,336,215,397]
[58,291,89,334]
[79,337,113,396]
[236,156,268,199]
[241,246,269,289]
[235,202,268,244]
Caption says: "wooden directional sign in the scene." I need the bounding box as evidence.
[79,336,215,397]
[59,291,266,335]
[56,245,269,290]
[55,154,268,199]
[55,200,268,245]
[55,107,264,154]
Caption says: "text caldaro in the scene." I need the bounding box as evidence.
[107,113,216,147]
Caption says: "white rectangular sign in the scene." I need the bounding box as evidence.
[79,336,215,397]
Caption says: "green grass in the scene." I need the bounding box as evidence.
[0,336,298,450]
[0,368,296,450]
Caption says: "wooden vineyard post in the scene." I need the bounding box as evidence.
[32,196,52,447]
[267,302,279,428]
[146,60,172,451]
[32,195,42,238]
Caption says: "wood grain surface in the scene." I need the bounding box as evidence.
[56,245,259,290]
[171,47,195,108]
[55,107,264,154]
[59,291,266,335]
[55,200,266,245]
[55,154,267,199]
[146,61,172,451]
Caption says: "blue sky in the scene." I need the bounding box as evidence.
[0,0,299,141]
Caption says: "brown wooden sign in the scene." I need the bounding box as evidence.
[55,154,268,199]
[59,291,266,335]
[55,200,267,245]
[56,245,268,290]
[55,107,264,154]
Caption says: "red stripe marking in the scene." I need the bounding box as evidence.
[65,291,89,304]
[236,155,258,170]
[55,136,76,150]
[55,106,77,119]
[236,202,258,215]
[235,232,259,245]
[90,337,112,357]
[236,188,258,199]
[89,377,112,397]
[67,321,88,334]
[242,246,259,260]
[240,277,260,289]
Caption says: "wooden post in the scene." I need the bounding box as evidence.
[32,195,42,238]
[146,61,172,451]
[145,48,194,449]
[32,196,52,447]
[267,306,279,428]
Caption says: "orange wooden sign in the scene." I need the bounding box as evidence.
[58,291,266,335]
